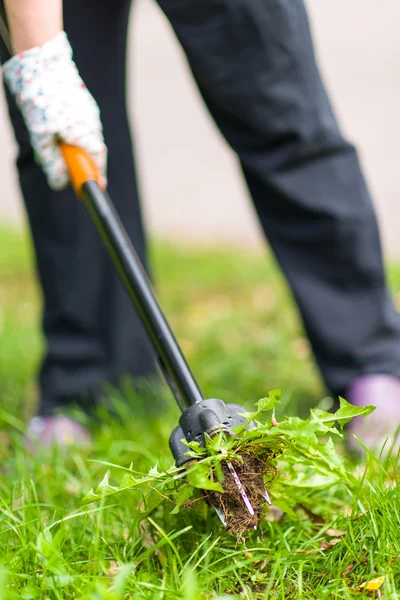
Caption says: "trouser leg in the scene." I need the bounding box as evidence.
[2,0,157,415]
[157,0,400,394]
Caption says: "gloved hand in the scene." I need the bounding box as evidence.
[2,31,107,190]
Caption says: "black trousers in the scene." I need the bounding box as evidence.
[2,0,400,414]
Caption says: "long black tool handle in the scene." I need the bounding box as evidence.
[61,143,204,411]
[0,24,204,410]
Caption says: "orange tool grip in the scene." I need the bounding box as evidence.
[60,142,105,198]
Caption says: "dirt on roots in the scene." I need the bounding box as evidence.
[204,452,276,538]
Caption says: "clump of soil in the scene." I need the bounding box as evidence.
[204,452,276,538]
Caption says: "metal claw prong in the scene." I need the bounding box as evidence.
[214,506,227,526]
[263,488,272,506]
[226,460,255,517]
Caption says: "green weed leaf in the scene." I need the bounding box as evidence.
[187,463,224,493]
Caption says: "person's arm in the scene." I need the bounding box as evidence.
[2,0,107,191]
[4,0,62,53]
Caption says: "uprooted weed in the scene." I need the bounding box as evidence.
[83,390,375,540]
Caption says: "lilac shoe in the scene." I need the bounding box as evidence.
[25,416,92,449]
[347,375,400,454]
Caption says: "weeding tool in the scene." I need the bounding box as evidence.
[0,15,264,528]
[60,144,257,524]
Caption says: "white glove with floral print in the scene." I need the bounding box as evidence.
[2,31,107,190]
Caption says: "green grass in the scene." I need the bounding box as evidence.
[0,225,399,599]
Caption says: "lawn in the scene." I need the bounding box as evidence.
[0,225,399,599]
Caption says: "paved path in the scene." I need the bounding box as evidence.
[1,0,400,255]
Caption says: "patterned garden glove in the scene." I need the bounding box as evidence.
[2,31,107,190]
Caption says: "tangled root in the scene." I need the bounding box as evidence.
[204,452,276,538]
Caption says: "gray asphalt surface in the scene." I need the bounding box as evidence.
[1,0,399,255]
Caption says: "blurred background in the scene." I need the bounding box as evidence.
[1,0,400,255]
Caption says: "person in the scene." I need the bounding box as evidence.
[1,0,399,451]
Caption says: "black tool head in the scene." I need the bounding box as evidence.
[169,398,251,466]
